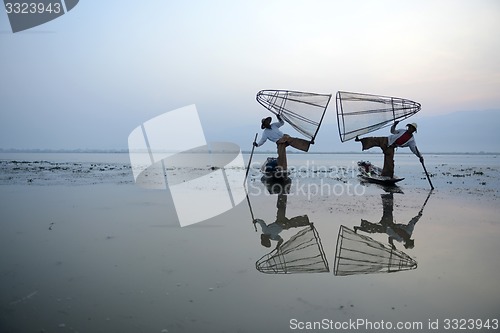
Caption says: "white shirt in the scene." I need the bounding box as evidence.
[388,124,420,157]
[255,219,284,242]
[256,119,285,146]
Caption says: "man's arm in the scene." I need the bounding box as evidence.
[254,132,267,147]
[390,120,400,134]
[408,212,422,227]
[275,237,284,250]
[275,114,285,127]
[254,219,267,230]
[413,145,424,162]
[389,237,396,250]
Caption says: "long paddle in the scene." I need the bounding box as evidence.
[419,189,433,215]
[415,147,434,190]
[244,133,258,184]
[420,159,434,190]
[246,191,258,232]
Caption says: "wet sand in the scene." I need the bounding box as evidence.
[0,153,499,332]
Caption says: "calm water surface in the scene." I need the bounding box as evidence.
[0,153,499,332]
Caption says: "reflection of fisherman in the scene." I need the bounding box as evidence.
[254,194,311,249]
[386,215,420,250]
[354,193,422,249]
[355,121,423,178]
[253,115,312,171]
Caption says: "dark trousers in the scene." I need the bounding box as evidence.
[360,137,395,177]
[276,134,311,170]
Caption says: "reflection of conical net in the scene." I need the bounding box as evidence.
[256,225,329,274]
[334,225,417,276]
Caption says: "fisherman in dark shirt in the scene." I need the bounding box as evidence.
[355,121,423,178]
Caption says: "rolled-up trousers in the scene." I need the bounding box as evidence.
[359,137,395,178]
[276,134,311,170]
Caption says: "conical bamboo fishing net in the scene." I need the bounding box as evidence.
[256,224,329,274]
[334,225,417,276]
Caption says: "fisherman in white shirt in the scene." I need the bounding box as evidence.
[254,193,311,250]
[254,115,312,171]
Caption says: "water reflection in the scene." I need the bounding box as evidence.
[246,175,434,276]
[248,179,329,274]
[260,173,292,194]
[354,191,431,250]
[253,194,311,250]
[333,225,417,276]
[256,223,329,274]
[333,191,432,276]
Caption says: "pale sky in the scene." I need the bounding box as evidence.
[1,0,499,150]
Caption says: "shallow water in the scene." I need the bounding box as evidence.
[0,153,499,332]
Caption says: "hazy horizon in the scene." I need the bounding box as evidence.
[0,109,499,153]
[1,1,499,152]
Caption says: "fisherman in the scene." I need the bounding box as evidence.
[253,115,312,171]
[254,193,311,249]
[355,121,423,178]
[354,193,422,250]
[356,210,421,250]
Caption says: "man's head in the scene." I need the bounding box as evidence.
[261,117,272,129]
[407,123,418,133]
[404,238,415,249]
[260,234,272,248]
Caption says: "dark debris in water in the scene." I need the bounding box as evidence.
[0,160,134,186]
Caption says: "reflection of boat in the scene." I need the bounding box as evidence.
[256,224,329,274]
[260,158,292,194]
[261,157,290,182]
[333,225,417,276]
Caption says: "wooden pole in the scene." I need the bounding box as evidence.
[244,133,258,183]
[420,159,434,190]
